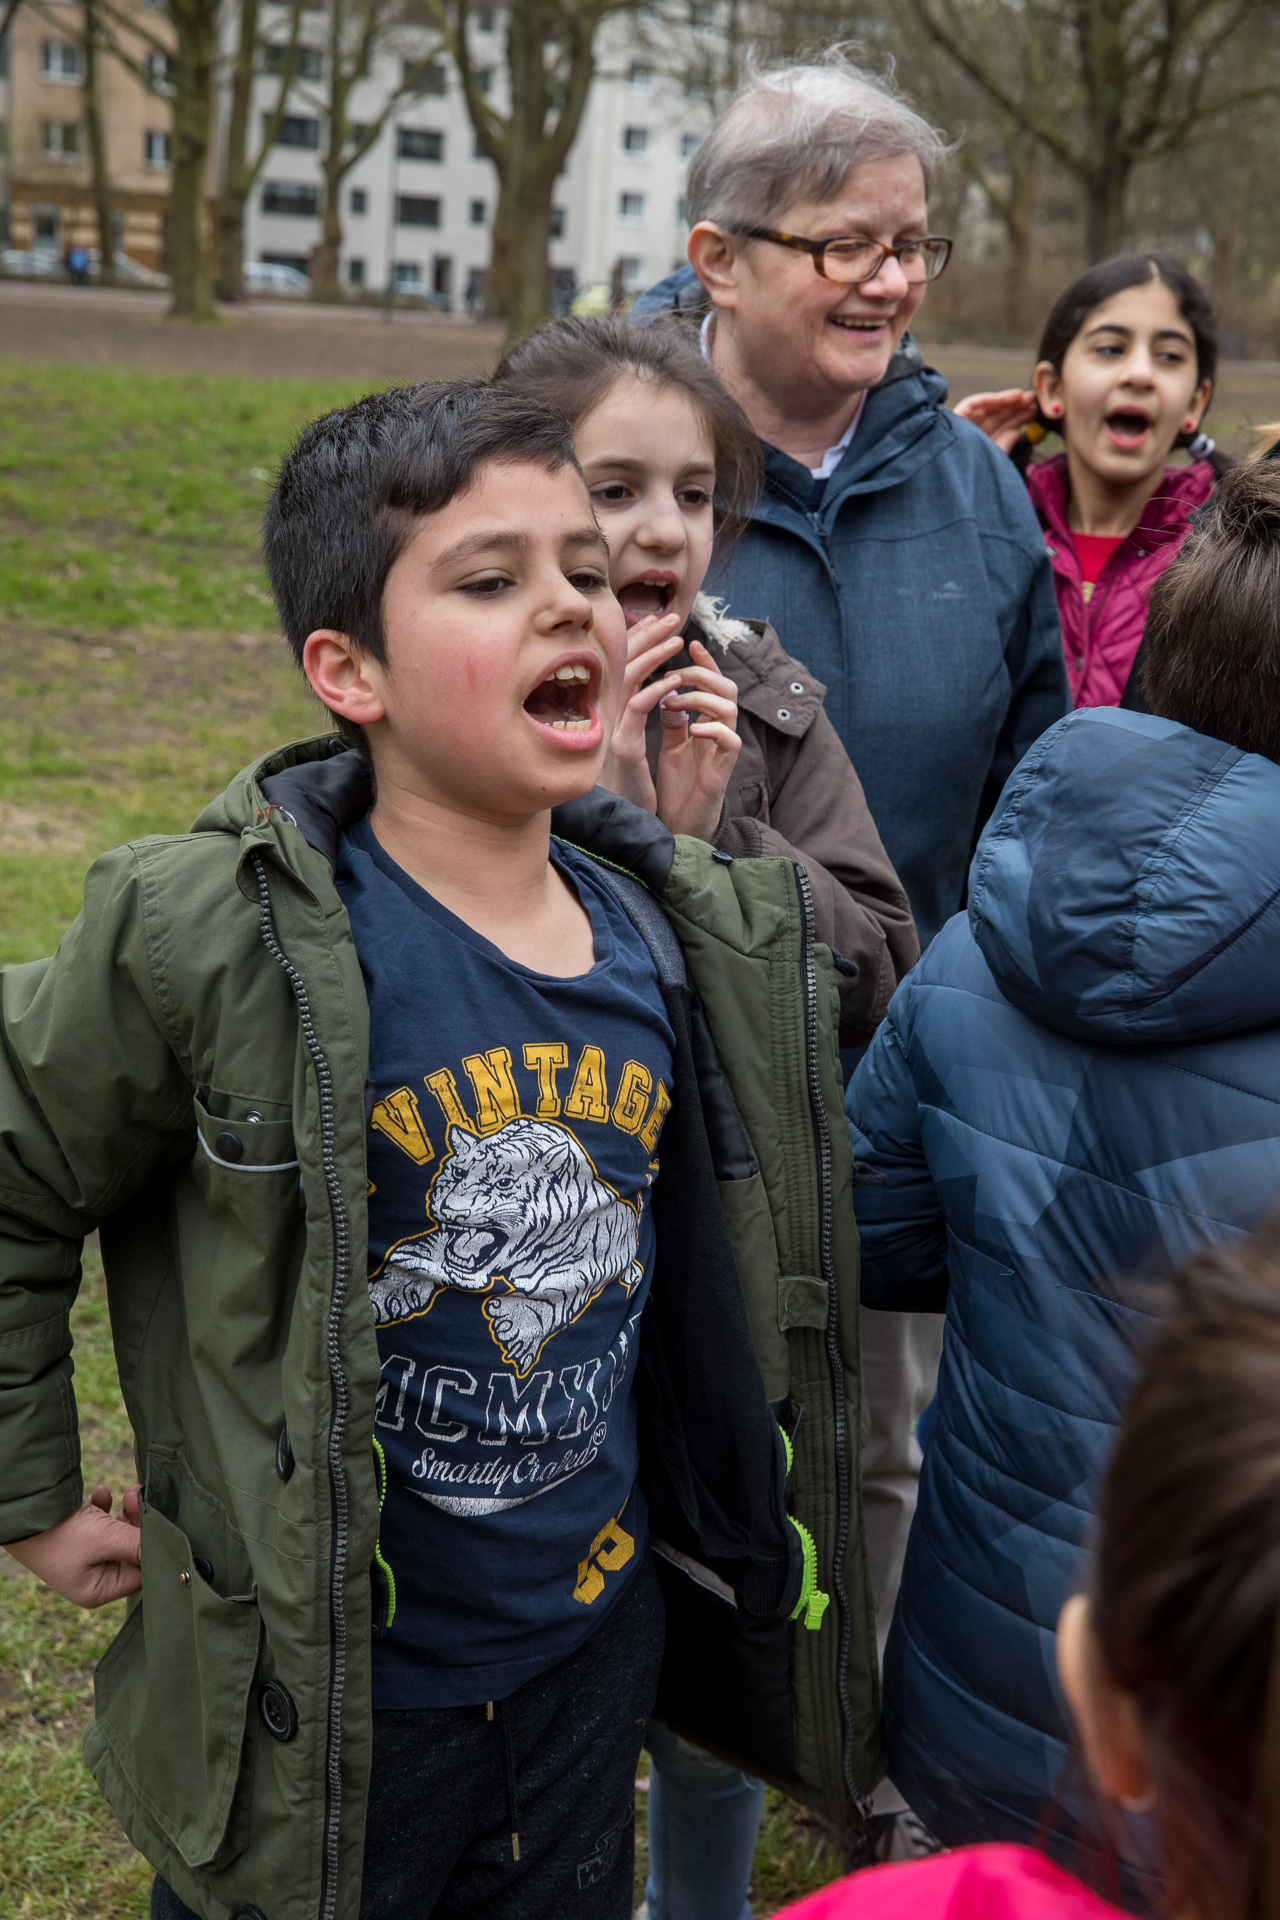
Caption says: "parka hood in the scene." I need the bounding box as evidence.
[969,706,1280,1045]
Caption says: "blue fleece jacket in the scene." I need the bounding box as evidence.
[846,705,1280,1847]
[633,267,1067,946]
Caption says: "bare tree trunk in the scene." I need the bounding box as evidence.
[216,0,260,300]
[1084,163,1127,261]
[1001,132,1038,335]
[166,0,219,318]
[502,169,552,339]
[82,0,116,286]
[483,170,509,320]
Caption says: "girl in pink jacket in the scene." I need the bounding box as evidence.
[779,1224,1280,1920]
[957,255,1223,708]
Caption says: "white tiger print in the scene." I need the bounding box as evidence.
[369,1118,642,1374]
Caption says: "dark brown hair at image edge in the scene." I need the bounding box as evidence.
[1092,1225,1280,1920]
[1139,460,1280,759]
[493,314,764,551]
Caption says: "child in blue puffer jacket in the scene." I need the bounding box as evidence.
[846,456,1280,1864]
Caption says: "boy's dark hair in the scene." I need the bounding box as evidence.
[1030,253,1228,475]
[1140,459,1280,760]
[492,315,762,549]
[263,381,581,746]
[1094,1223,1280,1920]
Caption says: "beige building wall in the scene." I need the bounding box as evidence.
[4,0,180,269]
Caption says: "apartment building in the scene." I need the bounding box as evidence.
[240,9,712,307]
[0,0,181,267]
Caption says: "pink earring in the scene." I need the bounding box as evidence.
[1183,419,1197,433]
[1050,403,1062,417]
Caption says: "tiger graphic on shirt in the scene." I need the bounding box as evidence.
[369,1116,642,1375]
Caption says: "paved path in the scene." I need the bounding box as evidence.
[2,280,1277,451]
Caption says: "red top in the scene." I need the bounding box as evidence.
[1027,455,1215,708]
[1070,533,1125,588]
[775,1844,1128,1920]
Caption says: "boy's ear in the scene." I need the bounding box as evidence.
[302,630,387,728]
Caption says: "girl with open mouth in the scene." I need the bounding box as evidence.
[495,313,920,1053]
[953,254,1224,710]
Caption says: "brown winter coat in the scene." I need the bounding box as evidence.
[647,598,919,1046]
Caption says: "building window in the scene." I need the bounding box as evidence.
[472,131,487,159]
[675,195,686,224]
[274,114,321,148]
[469,198,486,225]
[40,40,83,80]
[619,256,643,289]
[396,194,440,227]
[549,206,565,238]
[143,129,171,167]
[393,261,421,286]
[148,49,175,93]
[41,120,81,159]
[432,253,453,299]
[349,187,367,215]
[474,66,494,93]
[627,62,653,88]
[264,43,322,79]
[622,126,648,155]
[348,257,365,285]
[475,5,495,26]
[619,192,645,222]
[398,126,443,160]
[260,251,308,273]
[409,56,447,93]
[33,207,62,250]
[679,132,700,159]
[688,1,713,21]
[262,181,320,217]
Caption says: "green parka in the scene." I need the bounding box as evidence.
[0,736,877,1920]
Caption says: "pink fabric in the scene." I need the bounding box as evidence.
[1027,454,1214,709]
[775,1843,1129,1920]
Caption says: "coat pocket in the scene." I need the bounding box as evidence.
[90,1500,262,1869]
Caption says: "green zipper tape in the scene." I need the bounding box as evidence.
[371,1436,397,1631]
[788,1515,830,1631]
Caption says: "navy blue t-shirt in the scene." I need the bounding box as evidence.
[335,816,675,1709]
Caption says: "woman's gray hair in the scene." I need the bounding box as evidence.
[686,49,950,232]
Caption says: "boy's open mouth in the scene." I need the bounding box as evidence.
[1105,408,1154,448]
[523,660,596,732]
[617,575,676,629]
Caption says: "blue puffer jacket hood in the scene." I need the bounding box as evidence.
[970,706,1280,1045]
[846,704,1280,1861]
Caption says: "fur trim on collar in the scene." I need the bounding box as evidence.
[692,591,755,653]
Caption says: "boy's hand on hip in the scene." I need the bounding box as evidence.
[653,640,742,842]
[5,1482,142,1608]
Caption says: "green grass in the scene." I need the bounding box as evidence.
[0,359,853,1913]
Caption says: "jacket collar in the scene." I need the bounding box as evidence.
[753,337,951,524]
[203,734,679,897]
[1028,453,1216,550]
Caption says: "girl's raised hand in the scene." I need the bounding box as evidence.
[652,639,742,842]
[953,388,1038,453]
[599,609,683,813]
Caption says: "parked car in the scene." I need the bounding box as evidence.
[92,250,170,288]
[243,260,311,296]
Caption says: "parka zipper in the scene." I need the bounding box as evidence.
[252,853,352,1920]
[794,861,861,1821]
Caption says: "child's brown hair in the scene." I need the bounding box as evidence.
[493,314,763,550]
[1094,1224,1280,1919]
[1140,459,1280,759]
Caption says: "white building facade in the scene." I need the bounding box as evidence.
[238,7,714,309]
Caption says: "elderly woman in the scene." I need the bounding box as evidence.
[635,55,1067,1919]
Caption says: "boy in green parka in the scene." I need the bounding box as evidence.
[0,384,877,1920]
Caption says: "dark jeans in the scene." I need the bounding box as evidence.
[152,1550,664,1920]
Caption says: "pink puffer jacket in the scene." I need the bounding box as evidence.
[777,1843,1127,1920]
[1027,454,1214,708]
